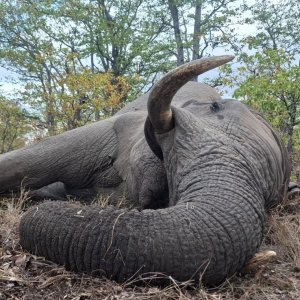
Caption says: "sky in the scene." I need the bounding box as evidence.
[0,67,19,95]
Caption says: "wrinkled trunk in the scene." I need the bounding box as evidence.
[19,181,264,285]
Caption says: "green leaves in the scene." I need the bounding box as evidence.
[226,50,300,153]
[248,0,300,55]
[0,0,170,135]
[0,96,30,153]
[218,0,300,154]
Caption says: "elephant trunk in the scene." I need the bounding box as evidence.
[147,55,234,133]
[19,188,264,285]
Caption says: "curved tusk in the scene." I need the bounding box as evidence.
[147,55,235,133]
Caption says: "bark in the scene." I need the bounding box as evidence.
[191,1,203,81]
[46,109,56,135]
[192,1,202,61]
[44,68,56,135]
[168,0,184,66]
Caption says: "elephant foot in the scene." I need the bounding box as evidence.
[28,182,68,201]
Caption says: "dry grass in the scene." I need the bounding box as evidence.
[92,193,136,210]
[268,215,300,269]
[0,192,300,299]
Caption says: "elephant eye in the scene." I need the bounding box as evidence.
[210,102,220,113]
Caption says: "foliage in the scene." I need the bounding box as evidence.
[244,0,300,56]
[0,96,30,153]
[22,70,131,133]
[0,0,169,135]
[225,51,300,154]
[165,0,240,66]
[57,71,131,127]
[233,50,300,152]
[44,0,172,86]
[220,0,300,153]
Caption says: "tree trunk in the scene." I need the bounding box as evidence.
[46,108,56,135]
[45,68,57,135]
[287,97,297,154]
[192,1,202,81]
[192,1,202,61]
[168,0,184,66]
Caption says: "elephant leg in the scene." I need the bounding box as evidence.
[28,183,131,206]
[27,182,97,203]
[28,182,67,201]
[0,119,119,194]
[125,137,169,210]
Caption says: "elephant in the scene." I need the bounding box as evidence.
[0,56,291,286]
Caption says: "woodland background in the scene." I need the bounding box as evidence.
[0,0,299,177]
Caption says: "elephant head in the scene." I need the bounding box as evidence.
[14,56,291,285]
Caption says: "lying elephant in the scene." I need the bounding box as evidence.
[0,56,290,286]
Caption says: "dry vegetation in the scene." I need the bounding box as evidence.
[0,190,300,300]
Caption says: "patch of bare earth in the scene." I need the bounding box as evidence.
[0,191,299,300]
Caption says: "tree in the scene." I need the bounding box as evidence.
[0,96,30,153]
[22,69,131,132]
[0,0,58,134]
[0,0,170,135]
[232,50,300,153]
[52,70,131,130]
[220,0,300,153]
[165,0,240,67]
[244,0,300,56]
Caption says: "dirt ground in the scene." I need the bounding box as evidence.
[0,191,299,300]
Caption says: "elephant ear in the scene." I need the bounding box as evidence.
[147,55,234,133]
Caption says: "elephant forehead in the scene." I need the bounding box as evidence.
[177,99,273,139]
[180,98,245,117]
[173,81,221,104]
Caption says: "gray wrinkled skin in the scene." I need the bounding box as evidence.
[0,73,290,285]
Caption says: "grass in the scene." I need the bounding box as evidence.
[0,191,300,299]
